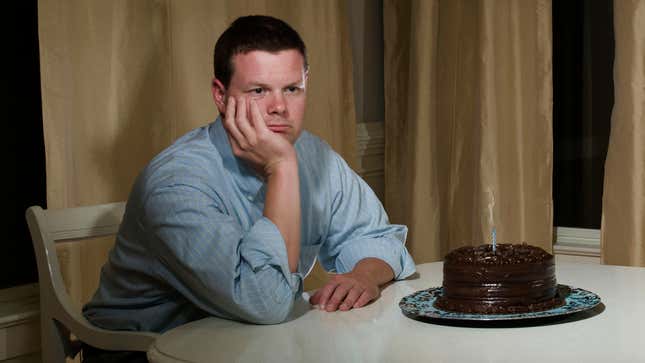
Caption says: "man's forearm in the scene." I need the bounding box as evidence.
[352,258,395,287]
[263,160,301,272]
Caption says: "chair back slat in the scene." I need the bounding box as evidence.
[44,202,126,241]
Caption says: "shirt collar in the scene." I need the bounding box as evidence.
[209,117,264,199]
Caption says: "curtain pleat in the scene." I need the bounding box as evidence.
[601,0,645,266]
[384,0,553,263]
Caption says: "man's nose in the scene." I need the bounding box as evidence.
[267,92,286,115]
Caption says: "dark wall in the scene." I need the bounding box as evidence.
[2,0,45,288]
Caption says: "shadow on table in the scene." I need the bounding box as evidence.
[404,272,421,281]
[283,295,315,323]
[406,303,606,329]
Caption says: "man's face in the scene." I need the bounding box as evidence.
[213,49,308,145]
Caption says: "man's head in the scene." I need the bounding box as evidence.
[213,15,308,89]
[212,15,309,144]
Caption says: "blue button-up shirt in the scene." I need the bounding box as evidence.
[83,119,415,332]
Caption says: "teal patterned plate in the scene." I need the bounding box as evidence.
[399,284,601,321]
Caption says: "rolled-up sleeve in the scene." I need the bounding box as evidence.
[318,153,416,280]
[142,181,302,325]
[335,233,416,280]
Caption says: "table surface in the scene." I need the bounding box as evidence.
[148,258,645,363]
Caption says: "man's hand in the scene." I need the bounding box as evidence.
[309,271,380,311]
[222,96,295,176]
[309,258,394,312]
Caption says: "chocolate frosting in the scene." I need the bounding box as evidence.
[434,243,565,314]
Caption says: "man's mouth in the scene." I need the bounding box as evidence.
[267,124,291,133]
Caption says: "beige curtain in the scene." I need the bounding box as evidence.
[384,0,553,263]
[601,0,645,266]
[38,0,355,303]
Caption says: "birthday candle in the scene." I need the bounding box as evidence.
[486,187,496,253]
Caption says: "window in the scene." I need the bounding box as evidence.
[552,0,613,251]
[3,1,46,288]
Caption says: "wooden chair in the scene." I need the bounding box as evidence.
[26,202,158,362]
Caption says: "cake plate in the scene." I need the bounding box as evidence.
[399,284,601,322]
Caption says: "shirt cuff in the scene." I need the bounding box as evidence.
[334,237,416,280]
[239,217,302,292]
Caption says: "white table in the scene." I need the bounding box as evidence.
[148,259,645,362]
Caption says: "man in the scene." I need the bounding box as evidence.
[84,15,415,337]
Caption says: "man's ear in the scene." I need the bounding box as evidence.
[211,78,227,115]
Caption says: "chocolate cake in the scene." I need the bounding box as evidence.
[434,243,565,314]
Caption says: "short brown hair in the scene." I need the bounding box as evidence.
[213,15,308,88]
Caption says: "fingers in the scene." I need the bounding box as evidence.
[222,97,258,151]
[325,283,352,312]
[225,94,235,119]
[311,281,374,312]
[222,97,245,150]
[353,290,374,309]
[249,99,268,133]
[339,288,361,311]
[310,275,381,312]
[309,289,321,305]
[235,98,257,147]
[311,280,339,310]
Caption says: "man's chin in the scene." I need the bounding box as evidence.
[272,131,297,144]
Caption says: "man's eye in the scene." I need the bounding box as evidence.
[252,88,264,94]
[286,86,300,93]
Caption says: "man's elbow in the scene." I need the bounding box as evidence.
[239,293,295,325]
[233,263,301,324]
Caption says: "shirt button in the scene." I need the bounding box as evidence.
[247,195,253,201]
